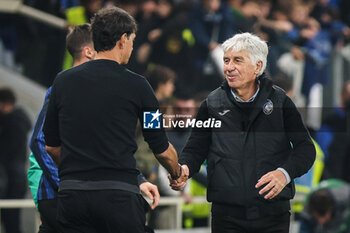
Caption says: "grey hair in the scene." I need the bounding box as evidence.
[222,32,268,76]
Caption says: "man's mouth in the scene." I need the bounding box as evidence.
[226,74,238,81]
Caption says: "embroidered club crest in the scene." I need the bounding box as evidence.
[263,99,273,115]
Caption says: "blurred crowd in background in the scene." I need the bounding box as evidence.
[1,0,350,232]
[1,0,349,94]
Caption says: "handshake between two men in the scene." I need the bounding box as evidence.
[154,142,189,191]
[158,142,289,197]
[168,164,190,191]
[165,164,288,199]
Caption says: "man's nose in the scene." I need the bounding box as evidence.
[225,62,236,72]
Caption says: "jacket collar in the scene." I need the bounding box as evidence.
[247,76,274,125]
[221,73,274,130]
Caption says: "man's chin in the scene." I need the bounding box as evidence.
[227,81,239,89]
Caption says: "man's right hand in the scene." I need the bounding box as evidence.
[140,181,160,210]
[168,165,189,191]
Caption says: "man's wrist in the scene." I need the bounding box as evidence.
[137,173,147,185]
[171,163,182,180]
[277,168,291,184]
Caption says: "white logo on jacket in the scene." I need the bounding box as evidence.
[218,109,231,116]
[263,99,273,115]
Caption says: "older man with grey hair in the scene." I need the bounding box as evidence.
[170,32,316,232]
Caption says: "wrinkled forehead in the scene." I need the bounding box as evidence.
[223,49,251,58]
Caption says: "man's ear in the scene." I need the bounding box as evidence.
[83,46,95,60]
[118,33,128,48]
[255,60,263,75]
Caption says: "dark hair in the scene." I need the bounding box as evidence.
[66,23,93,60]
[145,65,176,92]
[91,7,137,52]
[0,88,16,105]
[309,189,334,217]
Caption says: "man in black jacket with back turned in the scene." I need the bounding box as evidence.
[43,7,187,233]
[170,32,316,233]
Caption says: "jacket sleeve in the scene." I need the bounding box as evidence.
[27,152,43,208]
[179,100,211,177]
[43,83,61,147]
[281,97,316,179]
[29,87,59,190]
[138,78,169,155]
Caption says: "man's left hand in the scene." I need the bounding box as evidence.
[140,182,160,210]
[255,170,287,199]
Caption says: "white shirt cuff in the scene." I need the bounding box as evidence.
[277,168,291,184]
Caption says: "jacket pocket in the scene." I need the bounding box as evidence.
[208,155,243,190]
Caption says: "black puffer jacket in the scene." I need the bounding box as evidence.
[180,76,316,219]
